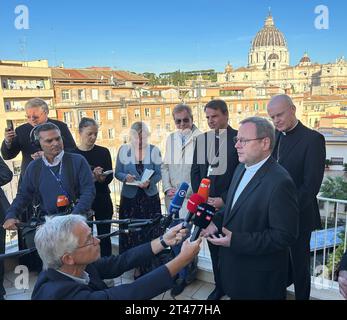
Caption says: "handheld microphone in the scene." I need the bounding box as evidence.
[190,203,215,242]
[168,182,189,218]
[197,178,211,202]
[182,193,205,228]
[56,195,71,214]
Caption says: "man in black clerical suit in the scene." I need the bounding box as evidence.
[338,251,347,299]
[191,99,239,300]
[202,117,298,299]
[267,94,326,300]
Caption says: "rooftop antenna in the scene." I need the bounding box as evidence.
[19,36,28,65]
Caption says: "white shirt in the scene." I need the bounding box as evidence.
[42,150,64,167]
[232,155,271,208]
[57,270,90,285]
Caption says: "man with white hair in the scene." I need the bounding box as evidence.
[1,98,76,179]
[31,215,202,300]
[267,95,326,300]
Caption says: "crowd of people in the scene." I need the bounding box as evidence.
[0,95,346,300]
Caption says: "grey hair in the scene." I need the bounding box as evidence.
[25,98,49,113]
[78,117,98,133]
[34,215,87,270]
[172,104,193,120]
[240,116,276,150]
[33,122,61,141]
[130,121,149,135]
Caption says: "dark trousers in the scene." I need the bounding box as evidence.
[92,193,114,257]
[208,241,223,292]
[0,217,5,297]
[288,231,312,300]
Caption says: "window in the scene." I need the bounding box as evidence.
[134,109,140,118]
[165,123,170,131]
[165,107,171,116]
[93,110,100,122]
[156,108,161,116]
[156,124,161,131]
[78,110,87,122]
[4,101,11,111]
[63,112,72,127]
[108,128,115,139]
[105,90,111,100]
[121,117,127,127]
[98,130,103,139]
[107,110,113,120]
[331,157,343,165]
[78,89,86,101]
[62,90,71,101]
[145,108,150,117]
[91,89,99,100]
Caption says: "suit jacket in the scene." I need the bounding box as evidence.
[115,144,162,198]
[217,157,299,300]
[340,251,347,272]
[191,126,239,204]
[0,156,12,225]
[31,242,174,300]
[1,118,76,179]
[272,121,326,232]
[161,125,201,218]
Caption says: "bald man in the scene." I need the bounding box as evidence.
[267,95,326,300]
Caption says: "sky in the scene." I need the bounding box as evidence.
[0,0,346,74]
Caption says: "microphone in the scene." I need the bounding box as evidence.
[56,195,71,214]
[161,182,189,229]
[182,193,205,228]
[190,203,215,242]
[168,182,189,218]
[197,178,211,202]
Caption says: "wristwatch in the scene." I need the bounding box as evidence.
[160,235,169,248]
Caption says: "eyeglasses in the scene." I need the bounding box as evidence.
[175,118,190,124]
[233,136,266,147]
[26,112,45,120]
[75,235,98,250]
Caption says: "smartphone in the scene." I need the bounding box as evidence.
[6,120,14,131]
[101,170,114,176]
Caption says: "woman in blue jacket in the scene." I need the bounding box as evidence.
[115,122,162,278]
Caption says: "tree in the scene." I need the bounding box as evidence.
[320,176,347,200]
[325,159,332,169]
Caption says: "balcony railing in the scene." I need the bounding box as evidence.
[3,175,346,299]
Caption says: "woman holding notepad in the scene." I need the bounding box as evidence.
[115,121,163,279]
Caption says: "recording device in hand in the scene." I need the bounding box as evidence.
[182,193,205,228]
[6,120,14,131]
[190,203,215,242]
[197,178,211,202]
[56,194,72,214]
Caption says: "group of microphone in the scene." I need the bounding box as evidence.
[165,178,215,243]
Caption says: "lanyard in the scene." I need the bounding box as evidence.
[47,161,70,199]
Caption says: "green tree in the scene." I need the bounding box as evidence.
[320,176,347,200]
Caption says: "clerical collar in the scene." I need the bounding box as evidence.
[57,270,90,285]
[282,120,299,136]
[245,155,271,172]
[42,150,64,167]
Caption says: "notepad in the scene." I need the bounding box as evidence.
[126,169,155,186]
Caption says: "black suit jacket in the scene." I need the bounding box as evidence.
[272,121,326,232]
[191,126,239,203]
[340,251,347,272]
[217,157,299,299]
[1,118,76,179]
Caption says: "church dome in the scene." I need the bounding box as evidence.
[252,14,287,49]
[300,53,311,63]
